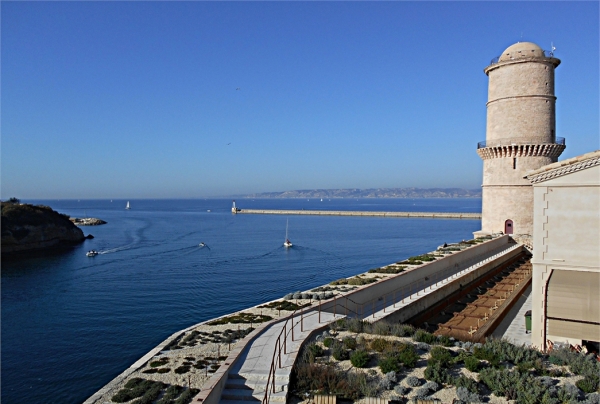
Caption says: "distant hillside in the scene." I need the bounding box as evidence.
[241,188,481,199]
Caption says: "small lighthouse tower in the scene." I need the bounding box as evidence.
[476,42,565,237]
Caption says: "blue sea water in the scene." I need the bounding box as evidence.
[1,198,481,404]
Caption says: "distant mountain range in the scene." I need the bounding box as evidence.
[240,188,481,199]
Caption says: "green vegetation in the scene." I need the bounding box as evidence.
[258,301,310,311]
[207,312,272,325]
[112,378,166,403]
[330,276,379,286]
[368,266,406,274]
[350,349,369,368]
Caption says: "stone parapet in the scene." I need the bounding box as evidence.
[477,143,565,160]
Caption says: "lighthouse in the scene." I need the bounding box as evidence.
[476,41,565,238]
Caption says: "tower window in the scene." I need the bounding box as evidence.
[513,158,517,169]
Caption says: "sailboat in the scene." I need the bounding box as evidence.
[283,219,292,248]
[125,201,130,210]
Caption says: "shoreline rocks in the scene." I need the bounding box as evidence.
[70,217,107,226]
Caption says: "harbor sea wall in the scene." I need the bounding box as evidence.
[236,209,481,219]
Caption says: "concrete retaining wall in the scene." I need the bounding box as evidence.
[316,236,514,317]
[378,246,524,324]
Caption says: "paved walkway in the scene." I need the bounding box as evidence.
[220,310,345,404]
[218,243,523,404]
[492,284,533,346]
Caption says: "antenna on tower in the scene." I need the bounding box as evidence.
[550,41,556,56]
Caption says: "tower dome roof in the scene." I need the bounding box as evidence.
[498,42,545,62]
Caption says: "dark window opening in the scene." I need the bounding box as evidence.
[513,158,517,169]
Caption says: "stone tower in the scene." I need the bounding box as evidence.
[476,42,565,237]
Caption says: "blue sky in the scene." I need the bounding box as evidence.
[2,2,598,199]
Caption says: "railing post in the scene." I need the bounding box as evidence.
[393,291,396,307]
[292,315,294,341]
[334,295,337,317]
[318,300,321,323]
[372,301,375,318]
[301,308,304,332]
[278,337,282,368]
[383,295,386,313]
[284,323,287,354]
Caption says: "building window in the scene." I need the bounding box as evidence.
[513,158,517,169]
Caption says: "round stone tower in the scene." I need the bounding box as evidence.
[477,41,565,237]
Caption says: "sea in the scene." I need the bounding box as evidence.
[1,198,481,404]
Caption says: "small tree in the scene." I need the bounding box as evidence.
[7,197,20,204]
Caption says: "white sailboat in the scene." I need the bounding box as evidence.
[283,219,292,248]
[125,201,130,210]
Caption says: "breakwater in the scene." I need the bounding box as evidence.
[236,209,481,219]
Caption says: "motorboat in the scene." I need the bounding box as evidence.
[86,250,99,257]
[283,219,292,248]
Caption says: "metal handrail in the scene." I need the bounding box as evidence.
[262,306,307,404]
[261,242,520,404]
[477,137,565,149]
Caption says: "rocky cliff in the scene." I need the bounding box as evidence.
[1,202,86,255]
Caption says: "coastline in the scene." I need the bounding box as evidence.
[85,236,504,403]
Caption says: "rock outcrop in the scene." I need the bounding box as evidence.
[1,202,86,255]
[70,217,107,226]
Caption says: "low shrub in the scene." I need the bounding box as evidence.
[414,387,430,399]
[423,381,439,392]
[424,361,452,385]
[293,363,365,400]
[343,336,357,349]
[307,343,324,358]
[453,375,480,394]
[174,365,190,374]
[429,346,453,368]
[464,355,482,372]
[156,385,183,404]
[173,388,200,404]
[323,337,334,348]
[332,342,349,361]
[394,385,409,395]
[456,386,481,403]
[416,342,430,351]
[208,312,272,325]
[379,356,402,374]
[391,324,415,337]
[346,318,366,333]
[413,330,437,344]
[350,349,369,368]
[373,321,391,336]
[258,300,310,311]
[112,379,165,403]
[385,371,398,383]
[370,338,390,352]
[577,375,600,394]
[472,346,500,367]
[133,381,166,404]
[557,383,581,403]
[396,343,420,368]
[368,266,407,274]
[157,368,170,373]
[406,376,421,387]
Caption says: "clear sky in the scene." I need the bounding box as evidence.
[2,1,598,199]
